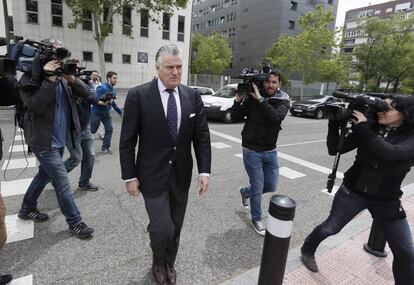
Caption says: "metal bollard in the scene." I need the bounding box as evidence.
[363,219,387,257]
[258,195,296,285]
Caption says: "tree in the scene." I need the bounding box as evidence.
[317,54,349,95]
[190,32,232,75]
[65,0,187,75]
[266,5,337,99]
[353,14,414,93]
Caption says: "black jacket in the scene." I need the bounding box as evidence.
[119,79,211,198]
[327,120,414,202]
[231,90,290,151]
[18,74,90,151]
[0,76,19,160]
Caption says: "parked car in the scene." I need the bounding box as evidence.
[290,96,345,119]
[202,84,238,123]
[189,86,215,96]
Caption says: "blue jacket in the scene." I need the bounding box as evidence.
[92,82,122,115]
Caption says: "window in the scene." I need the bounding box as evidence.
[122,5,132,35]
[104,53,112,63]
[140,9,149,37]
[26,0,38,24]
[122,54,131,64]
[290,1,298,11]
[103,6,113,33]
[51,0,63,27]
[177,16,185,42]
[328,0,333,5]
[82,10,92,30]
[162,13,170,40]
[374,9,381,15]
[289,20,295,30]
[386,8,393,13]
[83,51,93,62]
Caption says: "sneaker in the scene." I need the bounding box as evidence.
[98,134,104,141]
[300,248,319,272]
[240,188,249,209]
[101,148,112,154]
[18,208,49,222]
[78,183,99,192]
[69,222,94,239]
[251,220,266,236]
[0,274,12,285]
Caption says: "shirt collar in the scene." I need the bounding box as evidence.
[157,79,178,94]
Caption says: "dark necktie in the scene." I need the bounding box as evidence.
[166,89,178,143]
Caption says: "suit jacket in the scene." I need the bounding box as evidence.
[119,79,211,198]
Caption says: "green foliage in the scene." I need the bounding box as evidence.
[265,5,339,98]
[190,33,232,75]
[354,13,414,93]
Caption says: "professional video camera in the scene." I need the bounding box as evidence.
[75,68,93,84]
[99,91,116,103]
[0,37,16,76]
[325,91,390,122]
[237,64,272,97]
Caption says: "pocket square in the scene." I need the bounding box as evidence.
[189,113,196,118]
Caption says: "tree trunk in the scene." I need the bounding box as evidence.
[393,78,399,93]
[300,71,305,100]
[326,81,330,95]
[385,80,391,92]
[98,40,105,77]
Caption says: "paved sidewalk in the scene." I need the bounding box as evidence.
[220,184,414,285]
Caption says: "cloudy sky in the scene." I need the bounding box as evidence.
[335,0,390,28]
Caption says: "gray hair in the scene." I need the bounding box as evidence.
[155,44,182,68]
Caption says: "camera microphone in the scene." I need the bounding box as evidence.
[0,37,8,46]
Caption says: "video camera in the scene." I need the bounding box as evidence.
[325,91,390,122]
[237,64,272,97]
[99,91,116,103]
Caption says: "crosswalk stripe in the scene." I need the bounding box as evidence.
[234,153,243,159]
[211,142,232,149]
[5,214,34,244]
[320,186,340,196]
[1,178,33,197]
[8,144,29,153]
[1,158,36,170]
[279,167,306,179]
[10,275,33,285]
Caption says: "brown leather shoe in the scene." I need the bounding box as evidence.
[152,256,167,284]
[166,263,176,285]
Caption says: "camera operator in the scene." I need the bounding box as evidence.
[0,74,18,285]
[300,95,414,284]
[90,71,122,154]
[17,40,94,239]
[231,70,290,236]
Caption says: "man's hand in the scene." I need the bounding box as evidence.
[234,91,244,103]
[98,100,110,106]
[126,179,140,197]
[250,82,262,101]
[197,176,209,196]
[43,60,60,81]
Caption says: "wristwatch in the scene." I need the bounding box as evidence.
[258,96,265,103]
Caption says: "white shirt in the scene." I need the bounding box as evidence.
[157,79,182,132]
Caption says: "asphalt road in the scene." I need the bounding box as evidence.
[1,108,413,285]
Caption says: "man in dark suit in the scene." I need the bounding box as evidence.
[119,44,211,285]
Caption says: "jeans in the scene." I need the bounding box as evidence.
[241,148,279,222]
[302,185,414,285]
[90,111,113,150]
[65,128,95,186]
[20,147,82,226]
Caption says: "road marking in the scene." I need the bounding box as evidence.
[211,129,343,178]
[278,140,325,147]
[5,214,34,244]
[279,167,306,179]
[10,275,33,285]
[15,135,26,141]
[234,153,243,159]
[278,152,344,179]
[1,158,36,170]
[211,142,232,149]
[8,144,29,152]
[1,178,33,197]
[320,186,340,196]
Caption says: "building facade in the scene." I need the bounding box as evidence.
[192,0,338,76]
[3,0,192,88]
[342,0,414,55]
